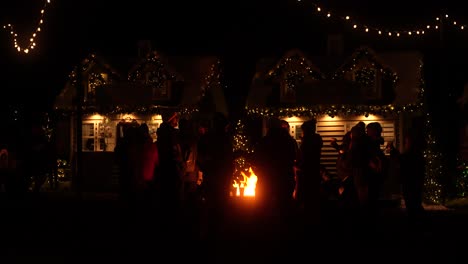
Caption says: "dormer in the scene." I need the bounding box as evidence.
[333,47,398,102]
[267,49,324,104]
[68,53,118,104]
[128,51,181,102]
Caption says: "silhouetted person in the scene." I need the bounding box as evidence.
[178,118,199,204]
[297,119,323,226]
[251,117,296,237]
[366,122,386,218]
[197,112,233,239]
[280,120,301,201]
[115,124,140,204]
[155,111,184,220]
[348,124,372,228]
[331,121,365,155]
[138,123,159,204]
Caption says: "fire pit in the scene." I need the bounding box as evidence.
[231,167,257,198]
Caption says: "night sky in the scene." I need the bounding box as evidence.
[1,0,467,112]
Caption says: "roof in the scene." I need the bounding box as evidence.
[247,47,423,108]
[54,52,228,115]
[267,49,324,79]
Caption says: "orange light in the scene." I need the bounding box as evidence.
[232,167,258,197]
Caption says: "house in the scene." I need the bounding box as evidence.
[53,47,229,192]
[241,46,425,200]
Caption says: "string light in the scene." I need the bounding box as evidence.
[2,0,52,54]
[299,1,466,38]
[62,51,228,116]
[203,60,224,98]
[238,47,448,203]
[424,111,443,204]
[128,51,178,82]
[456,158,468,197]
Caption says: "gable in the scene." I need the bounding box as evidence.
[267,49,325,81]
[333,47,399,103]
[54,53,119,110]
[247,48,423,109]
[128,51,181,83]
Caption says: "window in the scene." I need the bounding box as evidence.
[145,72,171,100]
[82,119,116,152]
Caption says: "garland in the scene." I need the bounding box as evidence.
[246,103,423,118]
[128,52,177,82]
[267,52,325,94]
[53,105,199,118]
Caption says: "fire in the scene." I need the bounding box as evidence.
[232,167,258,197]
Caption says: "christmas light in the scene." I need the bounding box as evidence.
[237,53,447,204]
[300,1,467,38]
[2,0,52,54]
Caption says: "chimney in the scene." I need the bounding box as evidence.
[137,40,152,58]
[327,34,344,57]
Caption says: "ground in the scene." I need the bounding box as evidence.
[1,191,467,263]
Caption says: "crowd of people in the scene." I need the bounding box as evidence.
[111,111,427,237]
[113,111,234,237]
[0,110,422,239]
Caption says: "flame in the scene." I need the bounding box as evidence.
[232,167,258,197]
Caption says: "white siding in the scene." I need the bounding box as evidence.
[283,115,395,177]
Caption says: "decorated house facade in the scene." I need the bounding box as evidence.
[239,47,425,200]
[53,50,229,191]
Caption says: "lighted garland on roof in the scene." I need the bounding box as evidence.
[59,52,200,118]
[53,105,199,118]
[69,53,115,87]
[128,52,177,83]
[202,60,224,98]
[243,57,448,204]
[91,105,198,116]
[332,47,399,86]
[246,47,418,118]
[246,103,423,118]
[355,67,376,90]
[267,54,325,94]
[88,72,107,94]
[69,54,96,85]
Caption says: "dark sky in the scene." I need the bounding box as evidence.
[1,0,467,111]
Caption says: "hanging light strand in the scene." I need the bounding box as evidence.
[299,1,466,38]
[2,0,52,54]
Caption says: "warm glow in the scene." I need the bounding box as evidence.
[358,114,379,121]
[232,167,258,197]
[151,114,163,123]
[88,114,104,120]
[283,116,305,123]
[121,114,137,121]
[319,115,342,121]
[2,0,51,54]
